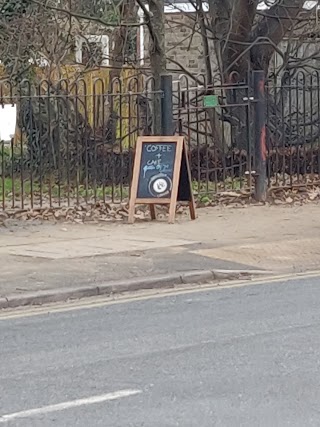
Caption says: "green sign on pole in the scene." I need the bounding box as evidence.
[203,95,219,108]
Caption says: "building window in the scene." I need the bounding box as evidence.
[75,35,110,66]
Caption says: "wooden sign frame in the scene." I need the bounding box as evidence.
[128,136,196,224]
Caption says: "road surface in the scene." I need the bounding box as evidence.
[1,275,320,426]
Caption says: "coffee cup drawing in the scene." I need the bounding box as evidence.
[148,173,173,198]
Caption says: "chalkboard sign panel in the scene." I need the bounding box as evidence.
[137,142,176,199]
[128,136,196,224]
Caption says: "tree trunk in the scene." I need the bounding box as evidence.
[206,0,306,150]
[147,0,167,135]
[109,0,137,82]
[197,0,223,150]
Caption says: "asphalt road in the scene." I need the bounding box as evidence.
[1,275,320,426]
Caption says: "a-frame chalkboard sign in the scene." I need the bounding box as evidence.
[128,136,196,224]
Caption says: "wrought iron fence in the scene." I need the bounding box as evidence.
[1,70,319,212]
[173,70,320,199]
[173,73,255,199]
[266,71,320,188]
[0,77,160,210]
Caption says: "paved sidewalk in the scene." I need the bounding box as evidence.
[1,203,320,300]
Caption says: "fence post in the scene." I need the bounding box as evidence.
[160,74,173,136]
[253,70,267,202]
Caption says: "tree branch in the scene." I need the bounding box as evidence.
[30,0,142,27]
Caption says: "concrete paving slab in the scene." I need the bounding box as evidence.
[3,237,195,259]
[193,238,320,271]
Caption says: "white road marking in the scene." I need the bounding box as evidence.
[0,389,142,423]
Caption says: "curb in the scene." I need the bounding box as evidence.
[0,269,270,310]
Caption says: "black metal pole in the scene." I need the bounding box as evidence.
[253,70,267,202]
[160,74,173,136]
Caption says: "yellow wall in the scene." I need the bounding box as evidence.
[0,65,142,149]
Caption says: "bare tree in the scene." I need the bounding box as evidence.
[206,0,317,81]
[136,0,167,134]
[160,1,320,150]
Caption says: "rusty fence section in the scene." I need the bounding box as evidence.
[173,70,320,199]
[0,77,160,210]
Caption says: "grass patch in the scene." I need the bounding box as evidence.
[0,176,249,207]
[192,177,250,203]
[0,177,129,203]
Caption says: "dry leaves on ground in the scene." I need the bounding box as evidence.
[1,185,320,226]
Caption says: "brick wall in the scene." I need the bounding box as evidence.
[165,12,205,74]
[143,11,218,79]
